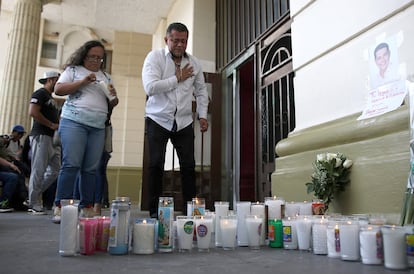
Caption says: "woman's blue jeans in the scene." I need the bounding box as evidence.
[55,118,105,208]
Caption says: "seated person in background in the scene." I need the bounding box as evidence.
[6,125,26,161]
[0,143,22,212]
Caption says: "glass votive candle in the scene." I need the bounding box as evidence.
[236,201,251,246]
[192,197,205,216]
[78,217,98,255]
[282,217,298,250]
[264,196,284,220]
[95,216,110,252]
[327,218,341,258]
[132,218,156,254]
[298,201,313,216]
[339,217,360,261]
[296,215,312,251]
[245,215,263,250]
[195,215,213,252]
[359,225,383,265]
[176,216,194,252]
[312,216,328,255]
[381,225,408,270]
[219,215,238,250]
[214,201,229,247]
[284,201,300,217]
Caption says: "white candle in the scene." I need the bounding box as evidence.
[296,216,312,251]
[381,225,408,270]
[187,201,192,217]
[282,217,298,250]
[285,201,300,217]
[250,202,266,245]
[214,202,229,247]
[312,217,328,255]
[339,219,360,261]
[176,216,194,252]
[195,215,213,251]
[299,201,313,216]
[265,197,284,219]
[359,225,382,265]
[236,201,251,246]
[59,200,79,256]
[327,220,341,258]
[245,215,263,250]
[133,219,155,254]
[220,215,238,250]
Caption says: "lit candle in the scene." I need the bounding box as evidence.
[133,218,155,254]
[327,219,341,258]
[381,225,408,270]
[214,201,229,247]
[79,217,98,255]
[192,197,205,216]
[250,202,266,245]
[312,216,328,255]
[339,218,360,261]
[220,215,238,250]
[265,197,284,220]
[285,201,300,217]
[236,201,251,246]
[245,215,263,250]
[195,215,213,252]
[176,216,194,252]
[299,201,312,216]
[359,225,382,265]
[282,217,297,250]
[95,216,111,252]
[296,215,312,251]
[59,199,79,256]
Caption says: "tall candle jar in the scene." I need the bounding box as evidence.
[59,199,79,256]
[95,216,111,252]
[214,201,229,247]
[157,197,174,252]
[339,218,360,261]
[265,196,284,220]
[245,215,263,250]
[176,216,195,252]
[133,218,156,254]
[326,218,341,258]
[78,217,98,255]
[312,216,328,255]
[405,225,414,268]
[284,201,300,218]
[296,215,312,251]
[299,201,313,216]
[220,215,238,250]
[381,225,408,270]
[195,215,214,252]
[236,201,251,246]
[108,197,131,255]
[359,225,383,264]
[282,217,298,250]
[192,197,205,216]
[250,202,266,245]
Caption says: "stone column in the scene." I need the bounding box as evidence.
[0,0,43,134]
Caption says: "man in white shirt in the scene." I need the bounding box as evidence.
[142,22,209,218]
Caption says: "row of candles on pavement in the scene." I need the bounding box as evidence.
[58,196,414,270]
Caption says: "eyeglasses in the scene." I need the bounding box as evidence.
[169,38,188,45]
[86,55,104,63]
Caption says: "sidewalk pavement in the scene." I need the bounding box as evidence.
[0,207,407,274]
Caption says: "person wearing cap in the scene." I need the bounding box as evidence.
[27,71,61,215]
[5,125,26,161]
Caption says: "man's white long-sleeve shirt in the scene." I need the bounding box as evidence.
[142,48,209,131]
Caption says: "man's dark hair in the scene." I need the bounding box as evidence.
[166,22,189,36]
[374,42,390,59]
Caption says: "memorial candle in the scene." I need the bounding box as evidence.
[339,218,360,261]
[296,215,312,251]
[220,215,238,250]
[359,225,382,265]
[133,218,155,254]
[312,216,328,255]
[236,201,251,246]
[250,202,266,245]
[282,217,297,250]
[381,225,408,270]
[59,199,79,256]
[214,201,229,247]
